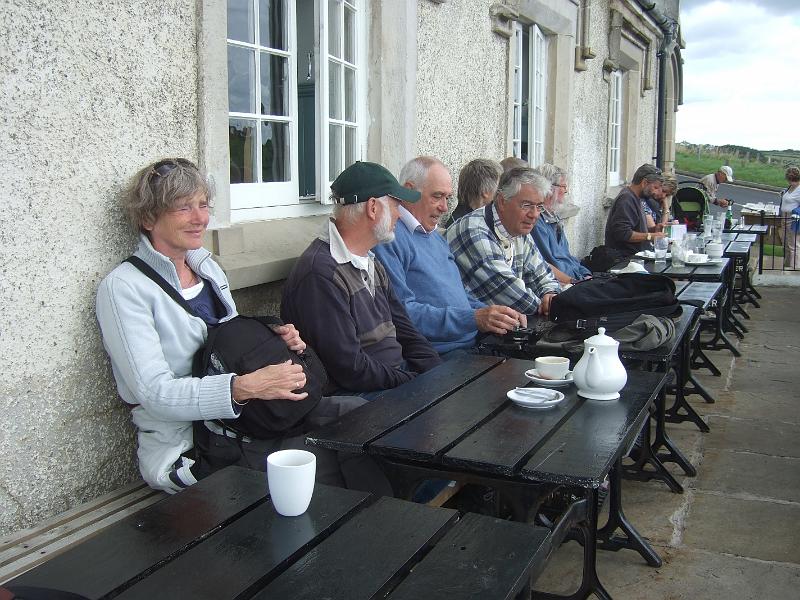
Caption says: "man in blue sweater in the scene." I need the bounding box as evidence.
[374,156,525,354]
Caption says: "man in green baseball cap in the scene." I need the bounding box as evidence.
[281,161,439,397]
[330,161,422,205]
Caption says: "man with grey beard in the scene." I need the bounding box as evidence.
[281,162,441,396]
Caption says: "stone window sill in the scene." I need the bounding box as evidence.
[204,214,329,290]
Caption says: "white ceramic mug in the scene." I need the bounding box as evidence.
[706,242,724,258]
[534,356,570,380]
[267,449,316,516]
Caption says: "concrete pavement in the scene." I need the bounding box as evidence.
[535,287,800,599]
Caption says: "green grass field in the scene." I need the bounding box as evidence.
[675,150,791,188]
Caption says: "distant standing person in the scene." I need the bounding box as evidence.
[779,166,800,268]
[699,166,733,215]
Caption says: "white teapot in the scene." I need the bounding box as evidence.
[572,327,627,401]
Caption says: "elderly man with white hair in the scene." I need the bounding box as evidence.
[447,167,561,317]
[374,156,525,355]
[281,162,441,395]
[531,163,591,285]
[699,165,733,216]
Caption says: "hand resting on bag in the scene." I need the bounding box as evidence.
[231,360,309,403]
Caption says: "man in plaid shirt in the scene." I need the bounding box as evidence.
[447,167,560,317]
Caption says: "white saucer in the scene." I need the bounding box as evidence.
[507,388,565,409]
[635,251,672,260]
[524,369,574,387]
[577,390,620,401]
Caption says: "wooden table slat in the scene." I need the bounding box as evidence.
[252,496,458,600]
[519,371,666,487]
[444,393,582,477]
[387,512,550,600]
[114,485,372,600]
[7,468,268,599]
[306,354,503,453]
[370,359,531,462]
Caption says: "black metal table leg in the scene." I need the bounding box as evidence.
[534,491,613,600]
[597,461,663,568]
[682,372,717,404]
[702,289,742,356]
[622,409,684,493]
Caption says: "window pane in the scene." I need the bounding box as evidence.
[229,118,257,183]
[261,121,290,182]
[227,0,254,43]
[260,52,288,116]
[328,0,342,58]
[329,60,342,119]
[259,0,286,50]
[329,124,343,179]
[228,45,256,114]
[344,66,355,122]
[345,126,357,168]
[344,5,355,63]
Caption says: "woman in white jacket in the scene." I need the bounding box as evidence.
[96,159,311,493]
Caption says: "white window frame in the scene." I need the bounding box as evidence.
[227,0,299,210]
[529,24,547,167]
[318,0,364,205]
[511,22,524,159]
[608,69,623,186]
[227,0,366,223]
[510,22,547,167]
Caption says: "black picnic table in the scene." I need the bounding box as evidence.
[4,466,552,600]
[306,354,668,600]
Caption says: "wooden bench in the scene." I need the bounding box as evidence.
[0,481,165,584]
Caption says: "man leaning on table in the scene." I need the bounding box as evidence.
[699,165,733,215]
[281,161,441,397]
[604,163,667,256]
[447,167,561,317]
[373,156,526,355]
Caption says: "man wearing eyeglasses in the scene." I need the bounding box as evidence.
[531,163,592,285]
[447,167,560,317]
[374,156,526,355]
[605,163,667,256]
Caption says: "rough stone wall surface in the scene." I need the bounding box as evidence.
[566,1,660,258]
[414,0,508,188]
[567,5,612,258]
[0,0,199,535]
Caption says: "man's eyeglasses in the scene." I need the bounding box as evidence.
[519,201,545,213]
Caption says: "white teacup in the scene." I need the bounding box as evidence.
[534,356,570,380]
[706,243,724,258]
[267,449,316,516]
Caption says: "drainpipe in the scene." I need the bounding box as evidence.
[634,1,678,170]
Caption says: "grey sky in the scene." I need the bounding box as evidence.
[676,1,800,150]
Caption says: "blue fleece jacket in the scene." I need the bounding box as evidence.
[374,218,484,354]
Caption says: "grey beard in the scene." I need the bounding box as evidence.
[374,201,395,244]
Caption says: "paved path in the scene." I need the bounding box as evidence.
[535,287,800,598]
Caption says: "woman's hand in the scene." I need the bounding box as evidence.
[271,323,307,354]
[233,360,308,402]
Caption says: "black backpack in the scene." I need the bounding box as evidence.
[581,245,629,273]
[193,315,326,438]
[125,257,325,440]
[549,273,681,336]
